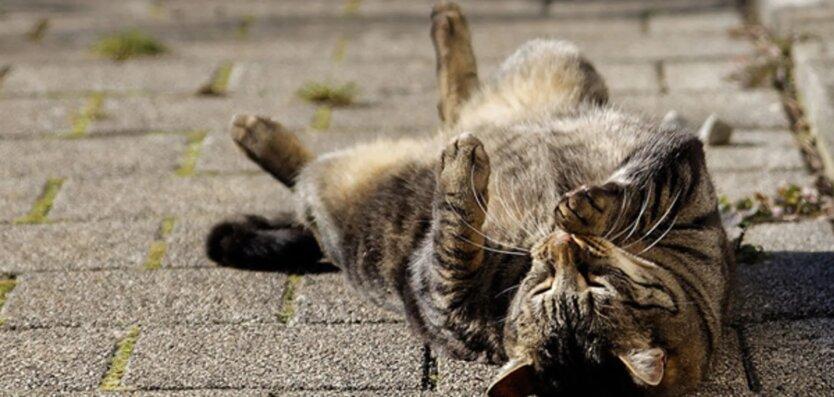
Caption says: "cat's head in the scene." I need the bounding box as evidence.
[493,232,702,397]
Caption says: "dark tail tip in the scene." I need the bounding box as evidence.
[206,216,323,272]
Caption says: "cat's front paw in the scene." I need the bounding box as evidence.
[439,133,490,204]
[230,114,279,155]
[556,183,622,236]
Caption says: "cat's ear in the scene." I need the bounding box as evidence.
[486,358,538,397]
[617,347,666,386]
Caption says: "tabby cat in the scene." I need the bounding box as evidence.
[206,2,733,396]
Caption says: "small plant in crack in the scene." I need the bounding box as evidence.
[297,81,357,107]
[93,30,166,61]
[720,183,832,228]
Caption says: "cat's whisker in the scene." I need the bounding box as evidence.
[455,234,529,256]
[626,188,681,249]
[603,187,629,240]
[638,215,678,254]
[443,195,529,254]
[621,184,652,243]
[495,284,521,298]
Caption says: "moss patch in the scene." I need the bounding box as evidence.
[344,0,362,16]
[93,30,166,62]
[197,63,234,96]
[277,274,303,324]
[332,36,349,63]
[145,216,176,270]
[176,130,208,177]
[27,18,49,42]
[0,277,16,310]
[0,65,11,92]
[720,183,832,228]
[14,177,64,225]
[237,15,256,40]
[99,325,140,391]
[297,81,357,107]
[69,92,106,138]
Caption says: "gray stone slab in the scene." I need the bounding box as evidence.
[0,327,119,391]
[616,90,789,129]
[0,134,186,179]
[0,179,42,222]
[743,220,834,253]
[295,273,403,324]
[595,62,659,93]
[49,174,291,221]
[744,318,834,395]
[90,96,315,135]
[664,60,746,91]
[712,169,809,200]
[436,357,497,395]
[0,219,157,273]
[163,216,220,268]
[705,130,805,172]
[2,268,286,328]
[735,251,834,322]
[235,60,436,101]
[3,61,216,96]
[328,95,438,134]
[0,98,82,137]
[123,323,423,390]
[0,391,269,397]
[794,56,834,182]
[649,10,742,33]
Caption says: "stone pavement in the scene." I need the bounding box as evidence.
[0,0,832,395]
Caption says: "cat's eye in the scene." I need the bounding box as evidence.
[529,277,554,297]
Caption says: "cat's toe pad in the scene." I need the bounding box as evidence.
[556,183,621,235]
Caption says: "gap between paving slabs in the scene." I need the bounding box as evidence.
[0,276,17,326]
[99,324,140,391]
[13,177,64,225]
[144,216,176,270]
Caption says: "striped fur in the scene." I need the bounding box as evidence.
[208,22,733,397]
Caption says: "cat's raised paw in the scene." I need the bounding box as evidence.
[439,133,490,200]
[431,1,468,55]
[555,183,622,236]
[230,114,280,155]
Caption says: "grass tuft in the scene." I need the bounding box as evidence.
[310,105,333,132]
[0,277,16,310]
[93,30,166,62]
[144,216,176,271]
[735,243,769,265]
[344,0,362,16]
[15,177,64,224]
[237,15,256,40]
[332,36,349,63]
[100,325,140,391]
[297,81,357,107]
[197,63,234,96]
[176,130,208,177]
[277,275,303,324]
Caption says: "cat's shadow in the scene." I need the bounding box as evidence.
[218,260,340,274]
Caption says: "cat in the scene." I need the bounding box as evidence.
[206,2,734,396]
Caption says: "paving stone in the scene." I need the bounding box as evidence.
[163,216,221,268]
[0,219,157,273]
[744,318,834,395]
[0,179,42,222]
[664,60,746,91]
[2,61,216,96]
[0,134,186,179]
[712,169,809,200]
[235,60,436,101]
[435,357,497,395]
[595,62,659,93]
[0,391,269,397]
[735,250,834,322]
[90,96,315,135]
[2,268,286,328]
[617,90,789,129]
[0,98,82,137]
[123,323,423,390]
[743,220,834,253]
[649,10,742,33]
[0,327,119,391]
[699,328,749,391]
[794,56,834,183]
[295,272,403,324]
[705,130,805,172]
[49,174,292,221]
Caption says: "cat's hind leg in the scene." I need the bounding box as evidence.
[432,1,480,128]
[206,212,323,271]
[230,114,313,188]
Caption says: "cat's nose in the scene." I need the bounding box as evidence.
[550,238,588,291]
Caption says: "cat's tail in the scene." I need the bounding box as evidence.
[206,213,323,271]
